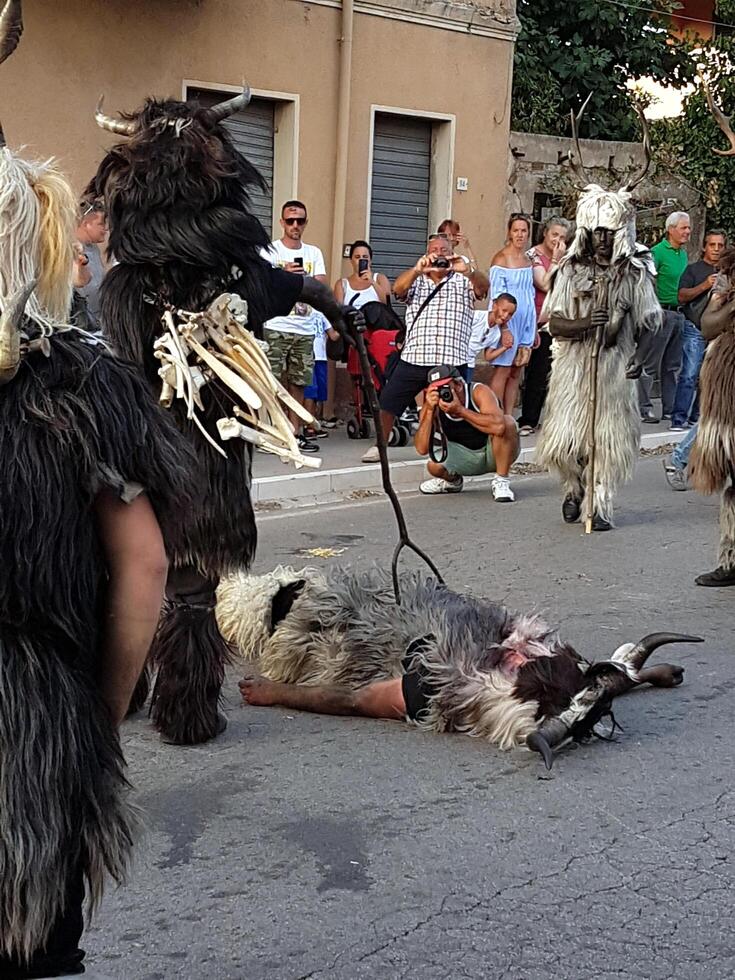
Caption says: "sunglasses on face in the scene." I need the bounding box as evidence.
[284,217,306,226]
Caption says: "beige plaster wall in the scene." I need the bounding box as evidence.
[3,0,513,278]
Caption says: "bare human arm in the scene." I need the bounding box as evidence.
[375,272,392,303]
[394,255,431,301]
[678,274,717,305]
[94,490,169,725]
[414,387,439,456]
[439,382,506,437]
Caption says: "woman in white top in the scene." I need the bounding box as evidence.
[333,240,392,308]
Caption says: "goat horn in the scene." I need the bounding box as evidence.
[208,84,252,124]
[94,96,137,136]
[622,104,652,192]
[0,279,36,385]
[0,0,22,67]
[625,633,703,672]
[0,120,5,150]
[702,78,735,157]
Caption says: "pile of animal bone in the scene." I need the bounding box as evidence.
[154,293,321,469]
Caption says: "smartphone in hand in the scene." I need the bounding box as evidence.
[358,258,369,275]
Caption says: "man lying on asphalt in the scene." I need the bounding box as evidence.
[414,364,520,502]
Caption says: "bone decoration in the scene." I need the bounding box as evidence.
[154,293,321,469]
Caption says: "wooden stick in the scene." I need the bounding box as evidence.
[584,266,609,534]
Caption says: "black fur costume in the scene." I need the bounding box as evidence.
[0,328,193,976]
[87,94,302,744]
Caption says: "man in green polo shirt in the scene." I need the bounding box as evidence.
[636,211,690,422]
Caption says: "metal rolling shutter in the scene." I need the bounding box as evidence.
[369,114,431,287]
[188,88,274,233]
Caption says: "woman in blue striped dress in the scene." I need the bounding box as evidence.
[488,213,537,414]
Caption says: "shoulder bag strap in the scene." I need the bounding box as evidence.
[404,273,453,347]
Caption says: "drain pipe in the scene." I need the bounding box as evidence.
[329,0,354,283]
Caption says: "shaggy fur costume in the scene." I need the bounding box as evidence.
[689,325,735,570]
[0,315,193,965]
[217,566,597,751]
[86,95,301,743]
[536,186,660,525]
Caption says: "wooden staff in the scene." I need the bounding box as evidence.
[584,265,610,534]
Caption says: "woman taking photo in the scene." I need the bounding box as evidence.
[334,240,392,307]
[487,213,536,414]
[517,215,571,436]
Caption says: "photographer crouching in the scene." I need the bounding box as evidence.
[414,365,520,502]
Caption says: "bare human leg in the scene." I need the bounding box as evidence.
[489,365,510,412]
[288,382,306,435]
[491,415,520,478]
[503,365,523,417]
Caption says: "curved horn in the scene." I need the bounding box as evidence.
[702,80,735,157]
[625,632,703,672]
[0,279,36,385]
[526,723,568,771]
[208,84,252,124]
[0,0,23,67]
[622,105,652,192]
[94,96,136,137]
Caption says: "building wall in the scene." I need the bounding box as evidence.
[508,131,705,253]
[2,0,517,280]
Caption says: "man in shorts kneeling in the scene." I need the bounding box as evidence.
[414,364,520,502]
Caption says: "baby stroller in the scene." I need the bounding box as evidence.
[345,301,415,446]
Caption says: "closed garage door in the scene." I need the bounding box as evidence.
[188,88,274,233]
[369,114,431,286]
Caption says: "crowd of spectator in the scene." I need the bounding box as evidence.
[79,192,725,504]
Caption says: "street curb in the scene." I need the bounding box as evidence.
[252,429,685,505]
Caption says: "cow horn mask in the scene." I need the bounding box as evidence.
[94,96,137,137]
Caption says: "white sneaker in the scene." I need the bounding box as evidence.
[491,477,514,502]
[419,475,464,494]
[361,445,381,463]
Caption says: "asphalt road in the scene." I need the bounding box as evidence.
[89,457,734,980]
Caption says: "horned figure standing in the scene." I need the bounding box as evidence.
[0,1,195,973]
[688,79,735,587]
[537,98,661,531]
[87,77,350,744]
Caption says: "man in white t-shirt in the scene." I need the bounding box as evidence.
[262,200,328,453]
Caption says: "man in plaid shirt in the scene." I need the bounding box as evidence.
[361,235,489,462]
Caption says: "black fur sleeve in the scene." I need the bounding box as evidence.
[65,337,199,544]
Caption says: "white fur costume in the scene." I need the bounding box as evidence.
[536,185,660,525]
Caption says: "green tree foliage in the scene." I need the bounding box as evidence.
[652,25,735,234]
[512,0,696,139]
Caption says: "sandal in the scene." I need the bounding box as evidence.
[518,425,535,436]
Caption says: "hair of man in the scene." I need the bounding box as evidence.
[665,211,690,231]
[704,228,728,247]
[281,200,307,218]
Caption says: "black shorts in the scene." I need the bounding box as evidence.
[380,359,467,417]
[401,636,438,722]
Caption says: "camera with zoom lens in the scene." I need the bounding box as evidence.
[431,257,450,269]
